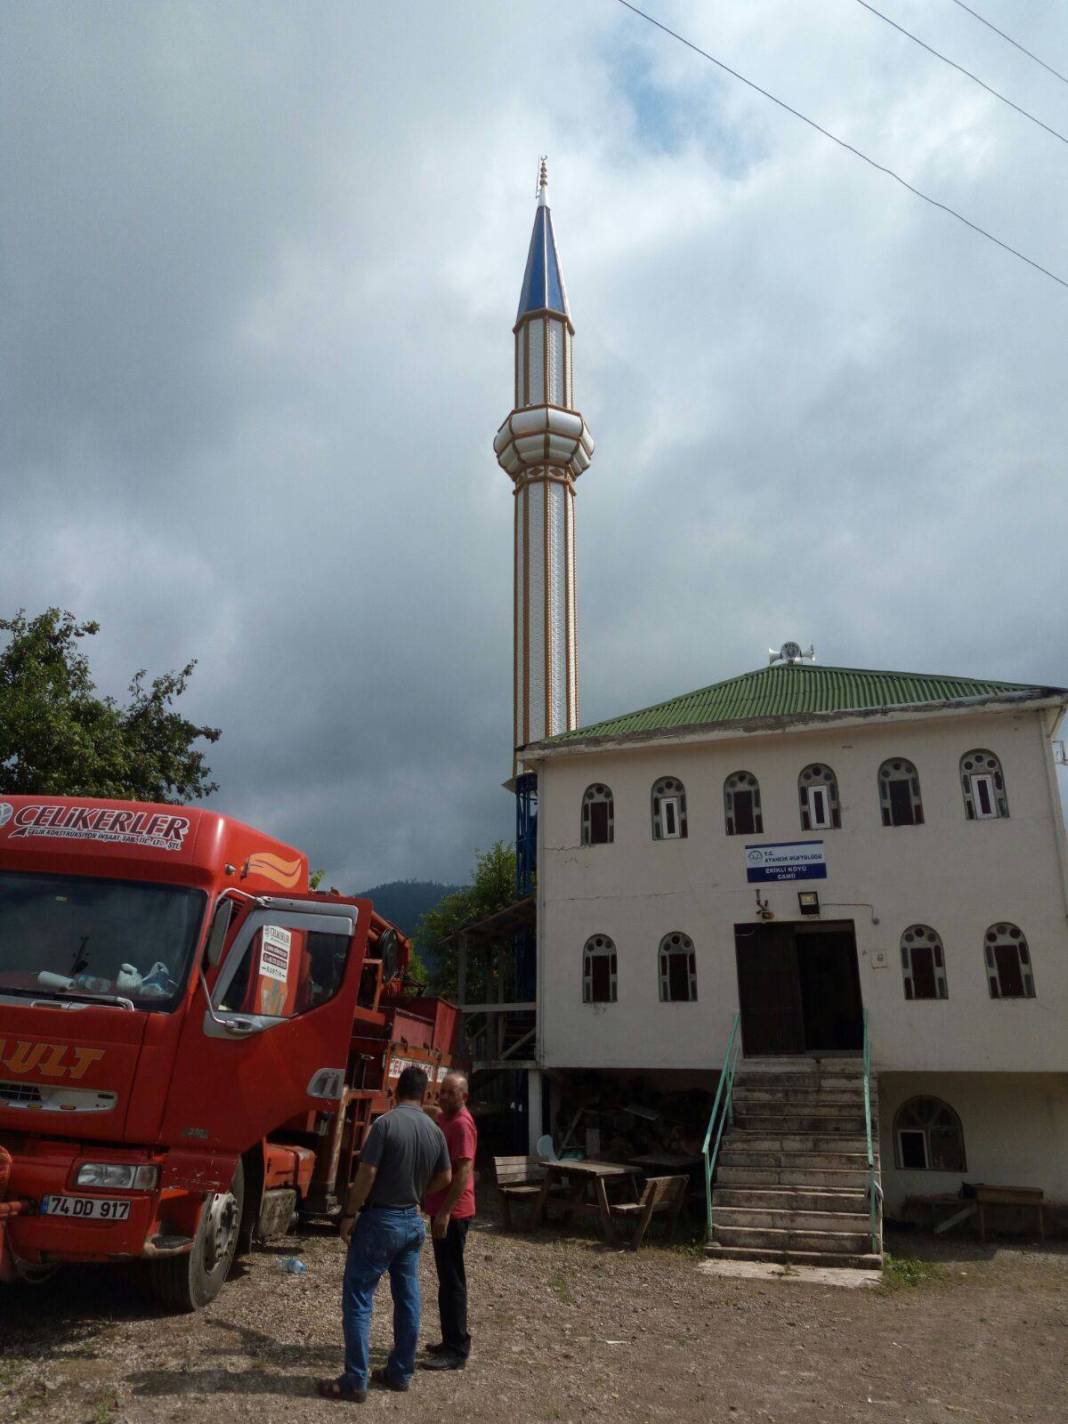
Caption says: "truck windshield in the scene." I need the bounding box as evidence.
[0,870,206,1012]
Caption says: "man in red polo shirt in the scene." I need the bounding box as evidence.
[421,1071,478,1370]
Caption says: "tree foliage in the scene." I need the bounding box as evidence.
[0,608,220,803]
[414,842,516,996]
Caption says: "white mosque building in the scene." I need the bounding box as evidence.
[480,168,1068,1263]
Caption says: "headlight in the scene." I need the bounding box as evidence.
[75,1163,159,1190]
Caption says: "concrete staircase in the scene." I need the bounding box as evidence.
[706,1057,882,1269]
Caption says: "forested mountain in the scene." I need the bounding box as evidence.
[355,880,464,939]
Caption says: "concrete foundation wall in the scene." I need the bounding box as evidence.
[878,1071,1068,1214]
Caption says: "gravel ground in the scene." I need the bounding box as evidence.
[2,1206,1067,1424]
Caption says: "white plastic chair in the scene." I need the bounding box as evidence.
[535,1134,558,1162]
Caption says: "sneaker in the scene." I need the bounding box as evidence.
[420,1353,466,1372]
[317,1377,367,1403]
[370,1367,409,1393]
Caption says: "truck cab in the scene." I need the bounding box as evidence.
[0,795,379,1308]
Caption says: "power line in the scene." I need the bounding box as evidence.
[613,0,1068,293]
[948,0,1068,89]
[853,0,1068,147]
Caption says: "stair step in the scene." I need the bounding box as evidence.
[719,1151,872,1171]
[711,1206,870,1232]
[737,1060,863,1079]
[724,1133,872,1154]
[733,1114,869,1134]
[712,1224,875,1254]
[705,1243,883,1270]
[713,1187,867,1213]
[734,1089,869,1107]
[717,1165,870,1189]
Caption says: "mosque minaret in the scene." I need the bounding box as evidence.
[495,161,594,765]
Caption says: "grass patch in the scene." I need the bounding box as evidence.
[89,1392,120,1424]
[548,1270,575,1305]
[882,1251,942,1290]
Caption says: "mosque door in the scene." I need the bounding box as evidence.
[795,925,863,1052]
[734,923,804,1056]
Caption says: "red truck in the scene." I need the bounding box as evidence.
[0,795,457,1309]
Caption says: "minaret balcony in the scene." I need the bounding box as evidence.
[494,404,594,481]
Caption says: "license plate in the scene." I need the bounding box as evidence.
[42,1195,131,1222]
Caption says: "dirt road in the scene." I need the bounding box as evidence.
[2,1218,1066,1423]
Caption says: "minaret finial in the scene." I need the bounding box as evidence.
[537,155,548,206]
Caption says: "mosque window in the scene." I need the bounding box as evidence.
[651,777,688,840]
[960,750,1009,820]
[724,772,763,836]
[658,932,697,1002]
[581,785,614,846]
[798,764,841,831]
[984,923,1035,998]
[547,318,565,406]
[878,759,924,827]
[894,1097,966,1172]
[583,935,617,1003]
[900,925,948,1000]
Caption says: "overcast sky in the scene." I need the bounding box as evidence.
[2,1,1067,888]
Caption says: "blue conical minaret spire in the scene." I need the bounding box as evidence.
[493,160,595,767]
[516,158,571,323]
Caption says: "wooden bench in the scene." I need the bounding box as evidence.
[609,1174,689,1250]
[494,1155,550,1230]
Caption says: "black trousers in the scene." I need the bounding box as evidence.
[431,1217,471,1358]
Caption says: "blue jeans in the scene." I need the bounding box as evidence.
[342,1207,425,1390]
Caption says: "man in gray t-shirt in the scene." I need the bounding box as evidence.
[319,1067,451,1402]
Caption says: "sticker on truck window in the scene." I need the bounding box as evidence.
[259,925,292,983]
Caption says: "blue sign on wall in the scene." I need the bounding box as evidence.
[745,841,827,883]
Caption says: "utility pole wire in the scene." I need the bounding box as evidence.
[948,0,1068,89]
[613,0,1068,293]
[853,0,1068,147]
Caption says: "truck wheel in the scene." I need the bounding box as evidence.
[148,1161,244,1312]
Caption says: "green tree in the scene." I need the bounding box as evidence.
[414,842,516,997]
[0,608,220,802]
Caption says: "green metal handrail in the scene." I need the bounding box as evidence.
[862,1009,881,1255]
[702,1013,742,1240]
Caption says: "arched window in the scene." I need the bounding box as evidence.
[961,749,1009,820]
[724,771,763,836]
[581,784,614,846]
[798,764,841,831]
[878,758,924,827]
[894,1097,966,1171]
[651,777,687,840]
[900,925,948,1000]
[984,923,1035,998]
[658,932,696,1002]
[582,934,617,1003]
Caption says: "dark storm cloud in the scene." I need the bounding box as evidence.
[3,1,1067,883]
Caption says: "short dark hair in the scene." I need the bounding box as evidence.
[396,1066,429,1102]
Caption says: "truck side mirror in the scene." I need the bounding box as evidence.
[205,900,235,968]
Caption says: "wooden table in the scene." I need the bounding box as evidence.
[905,1186,1047,1243]
[532,1160,639,1243]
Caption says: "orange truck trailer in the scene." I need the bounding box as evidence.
[0,795,458,1309]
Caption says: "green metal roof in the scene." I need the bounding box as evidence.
[543,664,1065,747]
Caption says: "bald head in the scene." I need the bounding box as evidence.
[438,1071,468,1116]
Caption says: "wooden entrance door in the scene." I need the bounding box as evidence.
[734,923,805,1056]
[796,927,863,1051]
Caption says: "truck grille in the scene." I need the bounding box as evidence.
[0,1081,116,1113]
